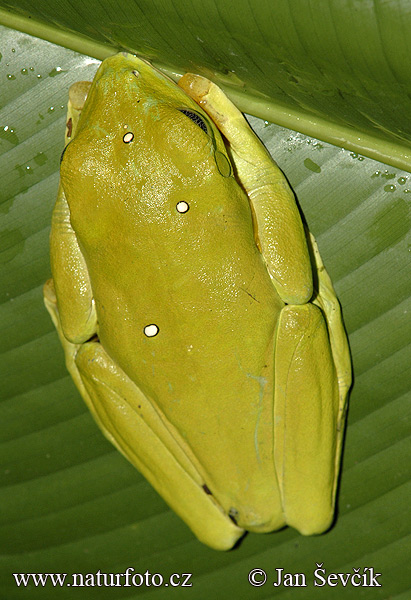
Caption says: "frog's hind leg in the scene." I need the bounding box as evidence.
[44,286,243,551]
[273,303,340,535]
[47,79,96,345]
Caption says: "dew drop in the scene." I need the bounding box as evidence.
[0,126,19,145]
[303,158,321,173]
[48,67,64,77]
[34,152,47,166]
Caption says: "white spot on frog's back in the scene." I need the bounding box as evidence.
[123,132,134,143]
[176,201,189,213]
[144,324,159,337]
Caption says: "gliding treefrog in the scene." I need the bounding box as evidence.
[44,53,351,550]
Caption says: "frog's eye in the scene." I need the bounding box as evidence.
[60,142,71,163]
[179,109,208,134]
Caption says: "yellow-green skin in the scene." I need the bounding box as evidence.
[44,53,351,550]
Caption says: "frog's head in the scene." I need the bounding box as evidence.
[60,53,232,224]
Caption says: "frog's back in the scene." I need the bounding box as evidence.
[73,158,284,530]
[61,69,286,529]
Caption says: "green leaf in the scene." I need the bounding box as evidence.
[0,3,410,599]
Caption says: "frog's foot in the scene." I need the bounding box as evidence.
[77,342,244,550]
[274,303,340,535]
[306,230,352,411]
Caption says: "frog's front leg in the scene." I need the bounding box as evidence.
[48,80,97,345]
[44,287,244,551]
[48,184,97,343]
[179,74,312,306]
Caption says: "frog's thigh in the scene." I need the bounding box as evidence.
[74,341,244,551]
[274,303,339,535]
